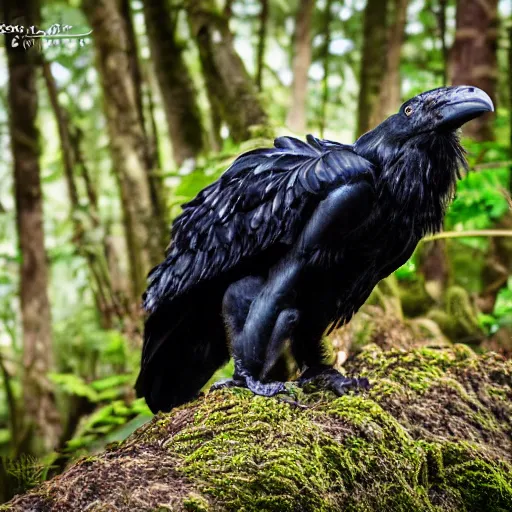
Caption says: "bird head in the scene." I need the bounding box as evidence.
[354,86,494,232]
[392,85,494,136]
[355,86,494,167]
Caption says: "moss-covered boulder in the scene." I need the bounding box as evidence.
[4,345,512,511]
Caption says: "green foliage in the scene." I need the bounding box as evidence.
[487,278,512,331]
[49,373,133,402]
[64,399,151,454]
[1,0,512,505]
[53,307,131,377]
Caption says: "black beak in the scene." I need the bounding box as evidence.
[436,86,494,131]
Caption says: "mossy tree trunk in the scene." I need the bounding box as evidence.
[143,0,206,165]
[5,345,512,511]
[83,0,167,300]
[357,0,389,137]
[286,0,315,133]
[4,0,62,455]
[186,0,268,142]
[451,0,498,141]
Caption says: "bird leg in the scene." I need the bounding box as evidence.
[211,277,298,397]
[297,365,370,396]
[260,308,299,381]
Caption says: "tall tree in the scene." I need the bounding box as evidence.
[433,0,449,86]
[143,0,205,165]
[357,0,389,137]
[121,0,145,132]
[43,62,130,329]
[4,0,61,454]
[286,0,315,133]
[318,0,333,137]
[186,0,268,142]
[451,0,498,141]
[255,0,269,91]
[121,0,168,238]
[83,0,167,300]
[376,0,408,122]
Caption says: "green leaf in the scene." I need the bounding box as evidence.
[48,373,99,401]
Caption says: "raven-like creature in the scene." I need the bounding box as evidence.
[136,86,493,413]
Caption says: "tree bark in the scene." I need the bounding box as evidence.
[318,0,333,137]
[286,0,315,133]
[437,0,449,86]
[122,0,168,241]
[120,0,146,134]
[186,0,268,142]
[376,0,408,122]
[82,0,167,300]
[451,0,498,141]
[255,0,269,91]
[4,0,61,454]
[143,0,205,165]
[357,0,389,137]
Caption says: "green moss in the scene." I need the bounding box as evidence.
[183,493,210,511]
[6,346,511,512]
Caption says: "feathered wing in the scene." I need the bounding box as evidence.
[136,135,374,412]
[144,135,374,310]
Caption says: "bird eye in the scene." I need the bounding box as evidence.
[404,105,414,117]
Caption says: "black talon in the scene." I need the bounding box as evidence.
[209,377,246,391]
[298,367,370,396]
[210,374,286,397]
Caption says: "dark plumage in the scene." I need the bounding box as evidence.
[136,86,493,413]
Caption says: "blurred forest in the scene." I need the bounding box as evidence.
[0,0,511,502]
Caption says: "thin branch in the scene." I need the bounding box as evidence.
[425,230,512,241]
[472,160,512,170]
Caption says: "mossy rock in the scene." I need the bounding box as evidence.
[4,345,511,511]
[428,286,484,344]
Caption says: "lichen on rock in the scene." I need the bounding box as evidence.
[3,345,511,512]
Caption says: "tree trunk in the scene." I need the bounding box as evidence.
[121,0,168,242]
[186,0,268,142]
[437,0,449,86]
[376,0,408,122]
[255,0,269,91]
[4,0,61,455]
[509,25,512,171]
[120,0,145,134]
[451,0,498,141]
[286,0,315,133]
[318,0,333,137]
[42,61,130,329]
[143,65,162,171]
[143,0,205,165]
[82,0,167,300]
[6,345,512,511]
[357,0,389,137]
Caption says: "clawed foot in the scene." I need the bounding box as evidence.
[210,373,286,397]
[298,366,370,396]
[210,366,368,399]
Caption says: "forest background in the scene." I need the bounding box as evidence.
[0,0,511,502]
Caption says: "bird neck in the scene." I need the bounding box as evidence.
[355,130,467,235]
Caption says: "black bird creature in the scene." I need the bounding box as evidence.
[136,86,494,413]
